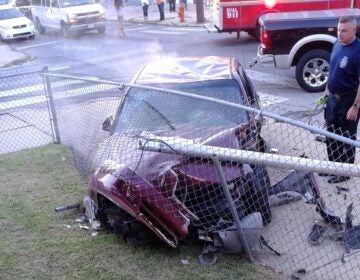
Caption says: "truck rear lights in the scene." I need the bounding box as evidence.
[261,30,271,49]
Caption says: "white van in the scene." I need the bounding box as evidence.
[30,0,105,36]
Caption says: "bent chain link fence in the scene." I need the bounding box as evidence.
[2,70,360,279]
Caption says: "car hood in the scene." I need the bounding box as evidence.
[62,4,103,14]
[0,17,31,26]
[93,125,251,183]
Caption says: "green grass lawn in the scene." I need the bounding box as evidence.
[0,144,278,280]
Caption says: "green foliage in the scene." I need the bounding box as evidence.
[0,144,277,280]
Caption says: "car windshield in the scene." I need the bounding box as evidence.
[15,0,30,6]
[114,79,248,133]
[60,0,97,7]
[0,8,23,20]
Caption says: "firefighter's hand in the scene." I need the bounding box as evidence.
[347,106,358,121]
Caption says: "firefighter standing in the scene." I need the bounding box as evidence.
[323,15,360,184]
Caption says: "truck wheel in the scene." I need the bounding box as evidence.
[35,17,45,34]
[295,50,330,93]
[247,21,260,40]
[97,26,106,34]
[61,22,69,38]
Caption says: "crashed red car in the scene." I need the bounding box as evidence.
[86,56,272,248]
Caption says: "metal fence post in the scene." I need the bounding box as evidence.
[212,155,254,262]
[42,66,61,144]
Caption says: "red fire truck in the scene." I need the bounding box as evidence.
[205,0,360,37]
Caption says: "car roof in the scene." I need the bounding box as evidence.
[134,56,238,85]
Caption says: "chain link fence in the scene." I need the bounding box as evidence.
[2,69,360,279]
[0,70,55,154]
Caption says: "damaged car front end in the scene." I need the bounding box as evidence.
[84,56,272,248]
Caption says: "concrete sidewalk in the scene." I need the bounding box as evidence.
[105,2,211,27]
[0,45,29,68]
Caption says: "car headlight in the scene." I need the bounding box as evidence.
[67,13,78,23]
[99,7,105,17]
[28,21,34,27]
[98,160,125,174]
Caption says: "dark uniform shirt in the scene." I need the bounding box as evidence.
[327,38,360,95]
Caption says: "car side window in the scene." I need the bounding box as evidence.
[51,0,59,7]
[31,0,41,6]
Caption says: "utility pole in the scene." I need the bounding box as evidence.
[196,0,204,24]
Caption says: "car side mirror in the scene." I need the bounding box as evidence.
[102,116,113,132]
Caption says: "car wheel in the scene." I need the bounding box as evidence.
[295,49,330,93]
[28,34,35,40]
[97,26,106,34]
[35,17,45,34]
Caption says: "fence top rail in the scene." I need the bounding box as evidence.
[40,71,125,86]
[139,137,360,177]
[40,71,360,149]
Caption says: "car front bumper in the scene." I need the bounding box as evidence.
[66,21,105,32]
[0,26,36,40]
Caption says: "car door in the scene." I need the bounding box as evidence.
[47,0,60,28]
[43,0,57,28]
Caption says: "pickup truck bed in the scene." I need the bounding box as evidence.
[256,8,360,92]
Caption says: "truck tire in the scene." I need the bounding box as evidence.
[97,26,106,34]
[35,17,45,34]
[61,22,71,38]
[295,49,330,93]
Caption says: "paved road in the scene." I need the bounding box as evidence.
[0,20,322,118]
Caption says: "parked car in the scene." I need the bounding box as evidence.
[86,56,272,248]
[0,4,35,40]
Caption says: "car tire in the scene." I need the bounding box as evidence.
[97,26,106,34]
[295,49,330,93]
[28,34,35,40]
[35,17,45,34]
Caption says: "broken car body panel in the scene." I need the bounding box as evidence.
[87,56,271,247]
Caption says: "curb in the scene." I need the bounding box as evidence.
[125,17,209,27]
[0,45,32,68]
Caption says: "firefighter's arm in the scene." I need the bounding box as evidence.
[346,81,360,121]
